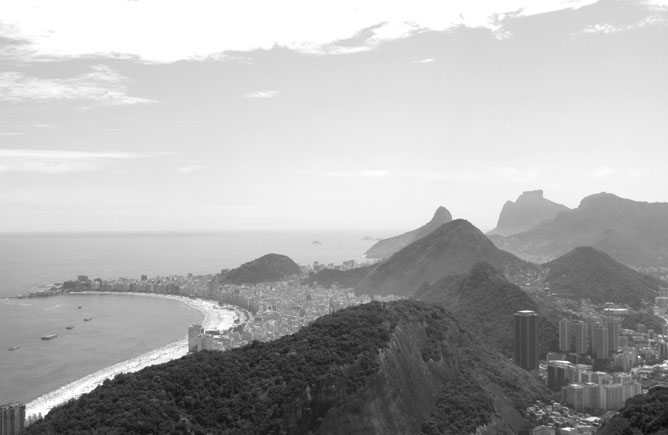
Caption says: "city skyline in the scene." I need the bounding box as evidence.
[1,0,668,232]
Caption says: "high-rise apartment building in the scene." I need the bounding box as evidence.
[559,319,571,352]
[1,402,25,435]
[514,310,539,371]
[592,323,609,359]
[573,321,588,354]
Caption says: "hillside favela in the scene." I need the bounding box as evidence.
[2,1,668,435]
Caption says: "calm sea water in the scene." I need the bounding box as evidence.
[0,231,392,405]
[0,231,391,298]
[0,293,202,404]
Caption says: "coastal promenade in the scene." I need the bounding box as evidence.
[25,292,245,419]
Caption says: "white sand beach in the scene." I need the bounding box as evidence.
[25,293,245,419]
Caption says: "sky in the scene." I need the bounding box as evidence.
[1,0,667,232]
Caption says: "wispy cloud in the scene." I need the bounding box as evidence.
[412,58,436,64]
[0,132,25,136]
[177,164,208,173]
[0,65,154,106]
[0,149,175,174]
[244,90,280,99]
[321,170,389,178]
[593,166,613,178]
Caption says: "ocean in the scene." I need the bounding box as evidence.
[0,230,392,407]
[0,231,392,298]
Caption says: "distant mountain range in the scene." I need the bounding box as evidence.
[26,301,550,435]
[364,206,452,259]
[223,253,301,285]
[493,192,668,267]
[488,190,570,237]
[311,213,666,311]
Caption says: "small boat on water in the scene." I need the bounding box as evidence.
[8,346,20,351]
[83,317,93,321]
[78,306,82,309]
[41,334,58,340]
[66,326,75,330]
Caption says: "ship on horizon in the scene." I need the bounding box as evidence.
[41,334,58,340]
[8,346,20,351]
[83,317,93,321]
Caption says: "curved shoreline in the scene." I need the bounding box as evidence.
[25,292,247,419]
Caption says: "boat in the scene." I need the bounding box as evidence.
[41,334,58,340]
[8,346,20,351]
[66,326,75,330]
[78,306,82,309]
[83,317,93,321]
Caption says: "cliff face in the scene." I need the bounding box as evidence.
[27,301,550,435]
[489,190,569,237]
[365,206,453,259]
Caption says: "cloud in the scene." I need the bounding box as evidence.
[0,149,174,174]
[177,164,207,173]
[244,90,280,99]
[0,132,25,136]
[0,0,601,63]
[593,166,613,178]
[0,65,154,106]
[412,58,436,64]
[321,170,389,178]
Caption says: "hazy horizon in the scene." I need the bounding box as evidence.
[2,0,667,232]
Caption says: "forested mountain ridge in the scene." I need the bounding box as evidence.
[223,253,301,285]
[27,300,550,435]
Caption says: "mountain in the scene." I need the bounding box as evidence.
[364,206,452,259]
[223,253,301,285]
[358,219,534,297]
[414,262,558,357]
[305,264,373,289]
[544,246,665,308]
[597,386,668,435]
[26,301,550,435]
[488,190,570,236]
[495,193,668,267]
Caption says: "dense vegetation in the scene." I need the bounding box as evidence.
[27,300,550,435]
[421,375,493,435]
[223,253,301,285]
[545,246,664,308]
[598,386,668,434]
[304,264,372,289]
[28,302,398,435]
[415,262,559,358]
[622,311,666,334]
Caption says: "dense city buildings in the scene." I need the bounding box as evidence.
[515,310,539,371]
[0,403,25,435]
